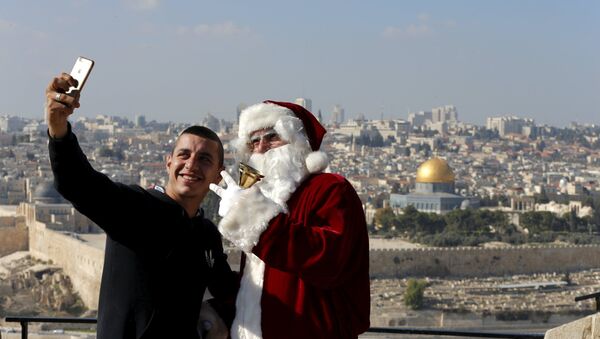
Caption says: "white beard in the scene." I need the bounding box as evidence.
[247,144,309,209]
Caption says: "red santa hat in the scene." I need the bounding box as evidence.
[236,100,329,173]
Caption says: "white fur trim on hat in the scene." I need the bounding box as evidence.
[234,102,310,160]
[306,151,329,174]
[238,102,294,140]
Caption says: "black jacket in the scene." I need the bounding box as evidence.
[49,127,237,339]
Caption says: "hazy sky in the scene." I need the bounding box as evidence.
[1,0,598,126]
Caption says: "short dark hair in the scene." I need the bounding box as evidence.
[175,125,224,167]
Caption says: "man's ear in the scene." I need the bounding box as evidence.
[166,154,172,171]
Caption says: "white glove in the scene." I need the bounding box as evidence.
[209,170,243,217]
[197,301,228,339]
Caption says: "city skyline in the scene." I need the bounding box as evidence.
[1,0,599,127]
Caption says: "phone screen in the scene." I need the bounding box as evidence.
[68,56,94,93]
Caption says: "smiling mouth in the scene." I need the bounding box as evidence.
[180,173,201,183]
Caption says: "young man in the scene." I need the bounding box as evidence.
[210,100,370,339]
[45,73,237,339]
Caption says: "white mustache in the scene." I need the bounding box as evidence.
[247,144,309,208]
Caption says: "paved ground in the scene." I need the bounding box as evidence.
[0,205,16,217]
[77,233,106,250]
[369,237,423,249]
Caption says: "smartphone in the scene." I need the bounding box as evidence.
[67,56,94,94]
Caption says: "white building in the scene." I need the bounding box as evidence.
[294,98,312,112]
[330,104,345,125]
[0,115,27,133]
[486,116,535,137]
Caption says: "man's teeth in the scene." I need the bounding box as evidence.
[182,174,198,180]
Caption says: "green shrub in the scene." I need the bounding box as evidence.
[404,278,427,310]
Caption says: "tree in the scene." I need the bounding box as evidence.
[497,195,510,207]
[562,272,572,286]
[396,206,444,236]
[535,188,550,204]
[97,146,114,158]
[404,278,427,310]
[568,209,578,232]
[373,193,388,208]
[371,133,384,147]
[97,146,125,161]
[374,207,396,233]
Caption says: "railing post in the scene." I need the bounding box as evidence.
[574,291,600,312]
[20,321,28,339]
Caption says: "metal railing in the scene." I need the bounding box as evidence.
[4,316,96,339]
[3,316,546,339]
[367,327,544,338]
[574,290,600,312]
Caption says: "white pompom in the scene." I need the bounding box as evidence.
[305,151,329,173]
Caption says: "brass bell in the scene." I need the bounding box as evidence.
[238,162,264,189]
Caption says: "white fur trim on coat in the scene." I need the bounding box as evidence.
[231,254,265,339]
[218,186,284,253]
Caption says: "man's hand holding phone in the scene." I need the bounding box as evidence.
[45,56,94,139]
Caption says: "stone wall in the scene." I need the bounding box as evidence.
[28,221,104,309]
[545,313,600,338]
[0,227,28,257]
[369,245,600,278]
[227,244,600,279]
[20,229,600,310]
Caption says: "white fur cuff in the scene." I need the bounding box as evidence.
[218,186,284,253]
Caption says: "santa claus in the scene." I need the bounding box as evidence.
[210,100,370,339]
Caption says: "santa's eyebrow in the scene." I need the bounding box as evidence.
[250,129,279,142]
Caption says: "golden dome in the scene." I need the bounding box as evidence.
[416,157,455,183]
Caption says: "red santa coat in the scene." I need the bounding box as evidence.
[229,173,370,339]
